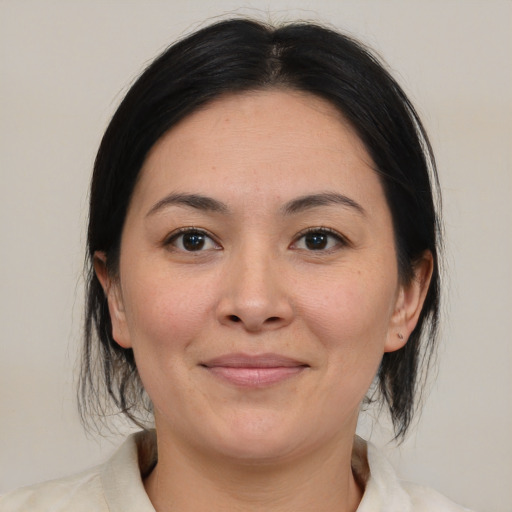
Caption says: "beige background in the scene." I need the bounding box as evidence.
[1,1,511,510]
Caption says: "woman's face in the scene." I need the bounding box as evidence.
[98,90,429,462]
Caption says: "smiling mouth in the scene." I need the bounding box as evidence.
[200,353,310,387]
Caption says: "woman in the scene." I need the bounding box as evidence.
[1,18,473,512]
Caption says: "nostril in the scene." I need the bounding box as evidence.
[228,315,281,324]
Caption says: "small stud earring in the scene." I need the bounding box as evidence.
[397,333,404,340]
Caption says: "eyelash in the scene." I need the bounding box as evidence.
[164,227,220,252]
[163,226,349,253]
[292,227,348,252]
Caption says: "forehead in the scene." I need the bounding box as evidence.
[134,90,382,213]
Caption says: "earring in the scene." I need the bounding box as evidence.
[397,333,404,340]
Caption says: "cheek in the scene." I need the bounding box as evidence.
[302,275,395,412]
[296,267,397,371]
[119,271,220,413]
[303,271,394,337]
[121,269,217,358]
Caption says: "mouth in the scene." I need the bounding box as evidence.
[200,353,310,387]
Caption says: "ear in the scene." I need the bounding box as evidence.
[385,251,434,353]
[93,251,132,349]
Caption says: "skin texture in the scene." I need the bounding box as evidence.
[95,90,432,512]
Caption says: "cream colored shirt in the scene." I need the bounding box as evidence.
[0,431,473,511]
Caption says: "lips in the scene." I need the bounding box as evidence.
[200,353,309,387]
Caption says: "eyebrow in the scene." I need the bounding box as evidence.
[146,191,365,217]
[281,192,366,216]
[146,193,229,217]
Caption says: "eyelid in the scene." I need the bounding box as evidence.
[164,227,221,250]
[291,227,350,250]
[162,226,348,252]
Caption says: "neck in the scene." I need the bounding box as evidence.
[144,427,364,512]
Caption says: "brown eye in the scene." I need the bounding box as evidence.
[182,232,206,251]
[293,229,345,251]
[167,229,220,252]
[304,232,329,250]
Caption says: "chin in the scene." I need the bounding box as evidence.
[201,412,319,464]
[213,437,303,465]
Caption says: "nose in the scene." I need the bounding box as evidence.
[216,246,294,332]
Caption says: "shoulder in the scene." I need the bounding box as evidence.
[356,438,475,512]
[0,431,156,512]
[402,481,474,512]
[0,467,107,512]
